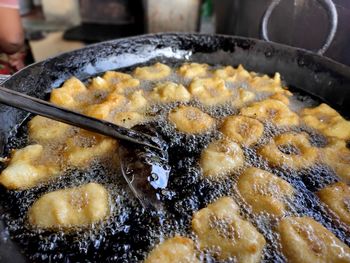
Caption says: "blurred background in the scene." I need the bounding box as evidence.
[0,0,349,75]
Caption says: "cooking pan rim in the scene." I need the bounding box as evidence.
[3,32,350,87]
[1,32,350,262]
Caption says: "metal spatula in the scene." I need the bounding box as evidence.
[0,86,170,210]
[0,86,159,149]
[119,124,170,211]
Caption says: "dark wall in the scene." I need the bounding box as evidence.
[214,0,350,66]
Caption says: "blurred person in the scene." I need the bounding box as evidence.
[0,0,25,74]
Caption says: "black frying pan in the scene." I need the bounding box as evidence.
[0,33,350,262]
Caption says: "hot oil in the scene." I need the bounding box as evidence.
[0,63,349,262]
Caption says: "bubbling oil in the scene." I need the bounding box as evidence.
[0,62,349,262]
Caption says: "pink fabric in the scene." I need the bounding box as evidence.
[0,0,19,9]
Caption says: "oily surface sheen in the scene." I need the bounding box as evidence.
[0,62,349,262]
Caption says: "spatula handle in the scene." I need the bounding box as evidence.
[0,86,159,149]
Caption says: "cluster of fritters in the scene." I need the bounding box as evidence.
[0,62,349,262]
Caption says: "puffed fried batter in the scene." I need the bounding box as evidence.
[145,236,199,263]
[50,77,88,109]
[188,77,232,106]
[103,71,133,85]
[301,103,350,140]
[0,145,60,190]
[269,93,290,105]
[317,182,350,225]
[192,197,266,262]
[200,139,244,178]
[231,88,256,108]
[321,138,350,183]
[88,76,109,92]
[28,183,109,229]
[150,82,191,103]
[237,167,294,216]
[178,63,209,79]
[126,90,148,112]
[213,64,252,82]
[113,111,146,128]
[133,62,171,80]
[213,65,236,79]
[258,132,319,170]
[168,105,215,134]
[220,115,264,146]
[249,73,291,94]
[101,71,140,93]
[28,116,72,144]
[84,93,128,121]
[63,130,118,168]
[278,216,350,263]
[240,99,299,126]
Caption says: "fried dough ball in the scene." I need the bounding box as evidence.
[133,62,171,80]
[278,216,350,263]
[85,89,148,122]
[178,63,209,79]
[188,77,232,106]
[126,90,148,112]
[28,116,72,144]
[301,103,350,140]
[103,71,133,85]
[258,132,319,170]
[85,102,116,121]
[63,130,118,168]
[192,197,266,262]
[213,64,252,82]
[84,93,128,121]
[321,138,350,183]
[317,182,350,226]
[112,112,146,128]
[50,77,88,109]
[0,145,60,190]
[220,115,264,146]
[240,99,299,126]
[237,167,294,216]
[232,88,256,108]
[88,76,109,92]
[249,72,291,94]
[168,105,215,134]
[101,71,140,93]
[269,93,290,105]
[145,236,199,263]
[213,65,237,79]
[28,183,109,229]
[200,139,244,178]
[149,82,191,103]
